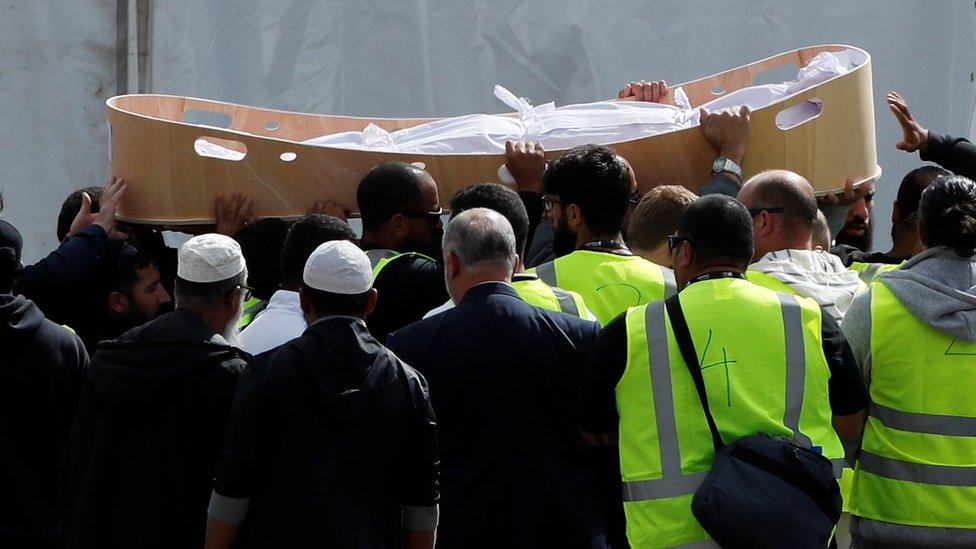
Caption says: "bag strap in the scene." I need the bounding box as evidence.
[664,294,725,451]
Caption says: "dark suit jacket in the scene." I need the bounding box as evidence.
[387,282,606,549]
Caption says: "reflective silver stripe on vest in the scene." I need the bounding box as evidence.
[622,301,706,502]
[778,293,812,447]
[535,261,557,286]
[871,403,976,437]
[859,450,976,486]
[551,287,580,317]
[832,458,846,478]
[662,267,677,298]
[859,263,883,283]
[365,249,399,270]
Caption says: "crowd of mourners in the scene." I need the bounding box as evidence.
[3,83,976,549]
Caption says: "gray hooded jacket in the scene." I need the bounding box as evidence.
[842,246,976,545]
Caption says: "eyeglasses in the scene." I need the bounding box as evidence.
[748,207,785,217]
[232,284,253,302]
[402,206,444,221]
[667,233,693,253]
[629,189,642,206]
[541,194,561,213]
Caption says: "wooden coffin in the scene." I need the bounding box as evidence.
[107,44,880,225]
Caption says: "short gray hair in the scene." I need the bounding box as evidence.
[442,208,516,273]
[174,268,248,310]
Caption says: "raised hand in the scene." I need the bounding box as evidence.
[886,91,929,153]
[618,80,670,103]
[215,190,255,237]
[505,140,546,194]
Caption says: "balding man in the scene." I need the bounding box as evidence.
[737,170,862,322]
[387,208,607,548]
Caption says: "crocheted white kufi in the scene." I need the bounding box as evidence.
[177,233,246,283]
[303,240,372,294]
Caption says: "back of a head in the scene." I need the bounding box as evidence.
[357,161,430,232]
[450,183,529,256]
[627,185,697,252]
[543,144,632,234]
[301,240,375,317]
[811,210,832,250]
[919,175,976,257]
[57,186,103,242]
[442,207,516,273]
[280,214,357,288]
[175,233,248,310]
[745,170,818,237]
[234,218,290,300]
[0,220,23,294]
[679,195,755,268]
[896,165,951,223]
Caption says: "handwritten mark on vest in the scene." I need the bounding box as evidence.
[698,330,739,407]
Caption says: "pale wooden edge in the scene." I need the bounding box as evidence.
[812,165,882,197]
[106,44,871,155]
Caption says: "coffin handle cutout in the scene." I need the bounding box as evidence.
[776,99,823,130]
[280,151,297,162]
[194,137,247,161]
[710,84,726,95]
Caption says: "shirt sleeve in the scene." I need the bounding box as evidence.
[921,132,976,181]
[841,289,873,381]
[820,306,870,416]
[396,364,440,528]
[17,225,108,312]
[519,191,544,260]
[578,313,629,436]
[698,173,741,198]
[212,357,269,504]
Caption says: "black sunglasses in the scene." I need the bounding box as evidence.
[667,233,693,253]
[748,207,785,217]
[230,284,253,302]
[541,194,561,213]
[402,206,444,220]
[629,189,641,206]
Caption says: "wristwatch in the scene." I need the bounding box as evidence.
[712,157,742,180]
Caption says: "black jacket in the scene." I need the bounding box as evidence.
[214,316,438,548]
[16,226,108,326]
[387,283,606,549]
[60,310,247,549]
[0,294,88,549]
[922,132,976,181]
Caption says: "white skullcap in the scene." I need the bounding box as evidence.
[177,233,246,283]
[303,240,372,294]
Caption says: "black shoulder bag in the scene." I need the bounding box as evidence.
[664,294,842,548]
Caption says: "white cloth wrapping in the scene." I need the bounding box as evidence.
[749,249,863,322]
[198,49,865,158]
[238,289,306,355]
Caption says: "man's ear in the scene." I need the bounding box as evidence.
[107,291,130,316]
[756,210,775,238]
[677,242,695,270]
[391,213,409,239]
[565,203,584,231]
[513,253,523,276]
[445,251,460,279]
[364,288,379,317]
[299,286,312,316]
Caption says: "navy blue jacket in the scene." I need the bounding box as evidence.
[387,282,606,549]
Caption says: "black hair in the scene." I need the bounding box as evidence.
[919,175,976,257]
[234,218,290,300]
[301,285,372,317]
[280,214,358,287]
[357,161,430,232]
[895,165,951,226]
[57,186,103,242]
[96,241,156,298]
[679,194,755,268]
[449,183,530,256]
[543,145,632,234]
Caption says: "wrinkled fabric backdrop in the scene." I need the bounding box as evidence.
[2,0,975,260]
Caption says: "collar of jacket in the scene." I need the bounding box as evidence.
[460,280,519,304]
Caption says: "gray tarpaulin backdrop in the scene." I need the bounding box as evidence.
[2,0,975,261]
